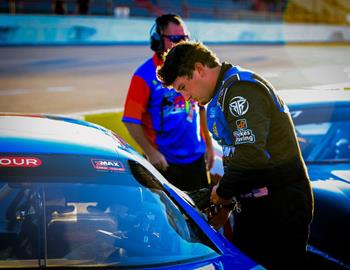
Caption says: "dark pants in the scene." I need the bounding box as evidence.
[160,155,209,191]
[232,177,313,270]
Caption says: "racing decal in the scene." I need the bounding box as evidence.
[152,79,162,91]
[162,91,188,116]
[233,119,256,145]
[229,96,249,117]
[208,107,216,118]
[212,122,219,137]
[233,129,256,145]
[217,87,226,110]
[91,159,125,172]
[236,119,247,129]
[0,156,42,167]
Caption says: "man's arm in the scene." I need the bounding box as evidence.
[123,73,169,171]
[215,81,272,200]
[199,108,214,170]
[124,122,169,171]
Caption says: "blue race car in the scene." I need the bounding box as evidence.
[278,89,350,269]
[0,114,264,270]
[279,89,350,184]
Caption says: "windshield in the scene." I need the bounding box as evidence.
[290,105,350,163]
[0,160,217,268]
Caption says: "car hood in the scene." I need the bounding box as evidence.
[306,163,350,184]
[309,179,350,265]
[132,254,265,270]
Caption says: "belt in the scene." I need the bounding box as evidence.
[239,187,269,199]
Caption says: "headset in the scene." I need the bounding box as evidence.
[150,20,163,52]
[150,14,183,53]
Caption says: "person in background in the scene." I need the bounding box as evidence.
[52,0,66,15]
[157,41,314,270]
[122,14,214,192]
[76,0,90,15]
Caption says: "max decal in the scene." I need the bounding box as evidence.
[91,159,125,172]
[0,156,42,167]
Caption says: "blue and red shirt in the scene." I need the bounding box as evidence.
[122,54,206,164]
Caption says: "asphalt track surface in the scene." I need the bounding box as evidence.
[0,44,349,114]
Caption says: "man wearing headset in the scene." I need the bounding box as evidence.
[122,14,214,191]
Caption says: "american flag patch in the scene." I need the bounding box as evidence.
[241,187,268,198]
[252,187,268,198]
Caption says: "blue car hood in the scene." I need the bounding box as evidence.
[307,163,350,184]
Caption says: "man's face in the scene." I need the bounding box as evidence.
[161,22,189,52]
[172,64,211,105]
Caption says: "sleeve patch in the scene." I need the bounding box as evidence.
[229,96,249,117]
[233,119,256,145]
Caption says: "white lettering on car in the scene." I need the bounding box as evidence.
[0,157,42,167]
[91,159,125,172]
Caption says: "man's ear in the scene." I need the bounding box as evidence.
[194,62,205,77]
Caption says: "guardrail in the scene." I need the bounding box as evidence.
[1,14,350,45]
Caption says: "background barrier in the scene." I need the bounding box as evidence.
[81,110,142,154]
[1,14,350,45]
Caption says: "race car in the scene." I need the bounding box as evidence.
[0,113,264,269]
[279,89,350,185]
[210,89,350,269]
[279,89,350,269]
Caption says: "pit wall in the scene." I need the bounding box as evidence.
[1,14,350,45]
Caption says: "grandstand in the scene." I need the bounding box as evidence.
[284,0,350,25]
[0,0,349,25]
[0,0,285,21]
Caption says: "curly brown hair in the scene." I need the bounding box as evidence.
[157,41,220,87]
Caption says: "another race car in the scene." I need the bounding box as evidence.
[0,114,264,269]
[279,89,350,269]
[279,89,350,184]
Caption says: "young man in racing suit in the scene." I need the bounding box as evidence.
[122,15,214,191]
[157,41,314,270]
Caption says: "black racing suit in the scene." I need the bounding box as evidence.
[207,63,314,269]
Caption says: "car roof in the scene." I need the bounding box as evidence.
[278,89,350,106]
[0,114,171,187]
[0,114,130,157]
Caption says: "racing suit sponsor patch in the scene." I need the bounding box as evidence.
[233,129,256,144]
[229,96,249,117]
[91,159,125,172]
[236,119,247,129]
[212,122,219,137]
[233,119,256,145]
[208,107,216,118]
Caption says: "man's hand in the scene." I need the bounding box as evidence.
[209,207,232,230]
[124,123,169,171]
[146,148,169,171]
[210,184,231,205]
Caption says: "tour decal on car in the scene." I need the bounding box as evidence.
[0,156,42,167]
